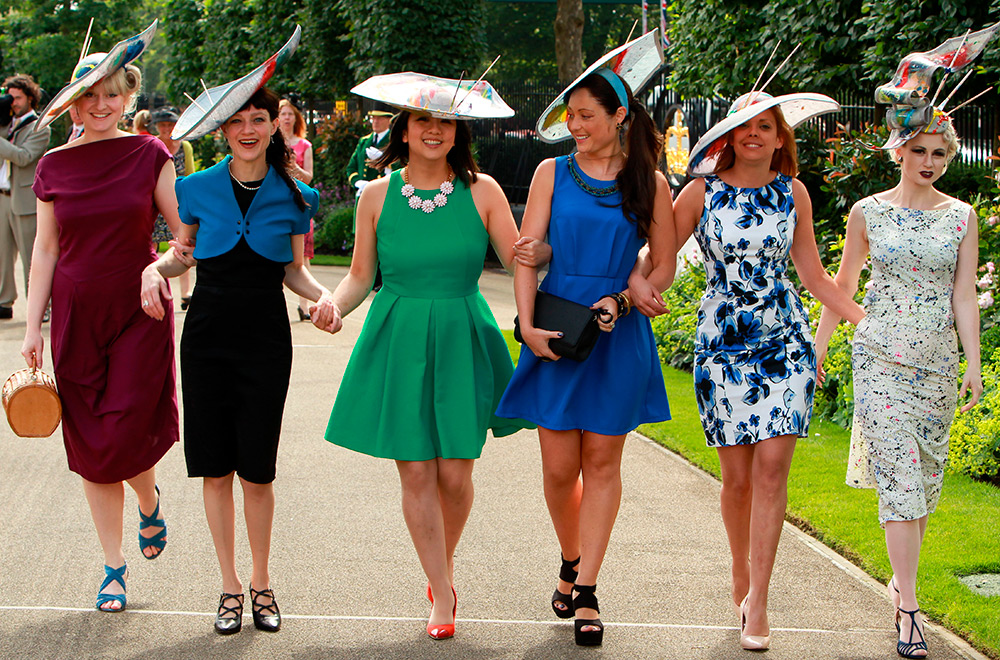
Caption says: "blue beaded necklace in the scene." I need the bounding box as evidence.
[567,153,618,197]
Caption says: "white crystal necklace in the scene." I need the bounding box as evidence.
[401,166,455,214]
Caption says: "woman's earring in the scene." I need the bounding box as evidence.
[616,123,624,132]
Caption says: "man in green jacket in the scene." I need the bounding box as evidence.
[346,108,394,197]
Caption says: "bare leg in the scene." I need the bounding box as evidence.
[573,431,626,629]
[396,459,457,626]
[717,446,754,609]
[435,458,475,582]
[126,467,163,558]
[81,478,127,608]
[241,478,275,592]
[203,474,242,594]
[743,434,797,637]
[886,518,928,657]
[179,269,192,301]
[538,427,584,603]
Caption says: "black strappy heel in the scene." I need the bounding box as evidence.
[573,584,603,646]
[214,592,244,635]
[897,608,928,658]
[551,555,580,618]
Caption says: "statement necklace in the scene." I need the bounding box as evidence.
[401,166,455,214]
[229,163,263,191]
[567,153,618,197]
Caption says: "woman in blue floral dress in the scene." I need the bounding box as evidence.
[672,92,864,651]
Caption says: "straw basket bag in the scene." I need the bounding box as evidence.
[2,362,61,438]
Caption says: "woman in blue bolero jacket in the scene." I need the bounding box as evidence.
[141,86,341,635]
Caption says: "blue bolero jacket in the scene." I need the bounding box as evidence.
[177,156,318,263]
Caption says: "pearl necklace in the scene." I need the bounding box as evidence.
[229,163,263,191]
[401,166,455,214]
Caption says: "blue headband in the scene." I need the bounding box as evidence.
[594,68,629,116]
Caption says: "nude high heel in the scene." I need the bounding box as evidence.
[739,595,771,651]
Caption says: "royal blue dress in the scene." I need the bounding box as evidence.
[496,155,670,435]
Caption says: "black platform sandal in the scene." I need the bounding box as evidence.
[897,608,927,658]
[573,584,603,646]
[551,555,580,619]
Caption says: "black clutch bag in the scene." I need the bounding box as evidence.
[513,290,601,361]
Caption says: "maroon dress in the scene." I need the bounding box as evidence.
[32,135,179,483]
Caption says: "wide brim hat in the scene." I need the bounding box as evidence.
[536,30,664,144]
[34,20,158,132]
[150,106,180,125]
[171,25,301,141]
[350,72,514,120]
[687,91,840,177]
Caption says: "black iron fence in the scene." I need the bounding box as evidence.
[467,77,998,202]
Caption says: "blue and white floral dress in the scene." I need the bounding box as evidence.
[692,174,816,447]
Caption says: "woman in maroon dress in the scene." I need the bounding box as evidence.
[21,39,180,612]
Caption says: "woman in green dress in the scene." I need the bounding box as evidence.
[324,75,538,640]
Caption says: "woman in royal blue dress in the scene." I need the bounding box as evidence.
[672,90,864,650]
[496,67,675,646]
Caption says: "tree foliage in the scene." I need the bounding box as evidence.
[336,0,488,82]
[668,0,1000,101]
[0,0,143,96]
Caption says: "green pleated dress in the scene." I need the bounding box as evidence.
[325,170,528,460]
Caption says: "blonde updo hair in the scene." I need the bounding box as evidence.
[77,64,143,116]
[892,121,961,165]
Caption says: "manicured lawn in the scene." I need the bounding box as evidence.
[500,329,1000,657]
[311,254,353,267]
[641,366,1000,658]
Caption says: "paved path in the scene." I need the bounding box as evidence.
[0,266,986,659]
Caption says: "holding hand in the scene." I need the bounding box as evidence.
[592,296,619,333]
[521,324,562,361]
[627,271,667,318]
[140,263,172,321]
[21,332,44,370]
[309,292,343,334]
[513,236,552,268]
[168,237,197,269]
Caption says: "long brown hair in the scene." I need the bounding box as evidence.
[373,111,479,187]
[566,72,661,239]
[713,106,798,177]
[279,98,307,138]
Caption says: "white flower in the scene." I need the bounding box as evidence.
[421,199,436,213]
[988,261,996,273]
[979,273,994,289]
[440,180,454,195]
[433,193,448,207]
[988,216,999,226]
[978,291,994,309]
[408,196,422,210]
[401,183,415,196]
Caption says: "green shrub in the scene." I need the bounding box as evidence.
[312,112,369,190]
[314,204,355,255]
[651,256,705,371]
[948,357,1000,485]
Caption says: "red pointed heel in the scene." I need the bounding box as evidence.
[427,587,456,640]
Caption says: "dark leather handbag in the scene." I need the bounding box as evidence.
[513,291,601,361]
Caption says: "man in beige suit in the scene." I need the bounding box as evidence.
[0,74,50,319]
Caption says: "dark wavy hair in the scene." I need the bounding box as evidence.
[3,73,42,109]
[372,111,479,187]
[228,86,307,211]
[565,72,661,239]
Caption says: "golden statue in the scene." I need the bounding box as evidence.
[664,108,689,177]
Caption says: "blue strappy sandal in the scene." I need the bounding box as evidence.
[897,607,928,658]
[138,485,167,560]
[96,563,128,612]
